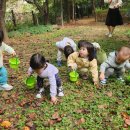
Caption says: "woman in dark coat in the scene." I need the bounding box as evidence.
[104,0,123,37]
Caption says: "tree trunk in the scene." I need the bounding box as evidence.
[92,0,97,22]
[66,0,70,23]
[44,0,49,25]
[72,0,75,21]
[0,0,8,41]
[61,0,63,26]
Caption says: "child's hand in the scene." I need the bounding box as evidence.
[12,51,16,56]
[51,96,58,104]
[109,0,112,3]
[100,72,105,81]
[27,71,32,77]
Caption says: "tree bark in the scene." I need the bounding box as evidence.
[0,0,8,41]
[61,0,63,26]
[92,0,97,22]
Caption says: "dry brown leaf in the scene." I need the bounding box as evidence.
[28,113,36,120]
[125,119,130,126]
[121,112,130,119]
[26,121,34,128]
[48,119,56,125]
[76,118,85,125]
[52,112,59,119]
[98,104,107,109]
[106,91,113,97]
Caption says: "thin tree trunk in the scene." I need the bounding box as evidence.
[0,0,8,41]
[72,0,75,21]
[61,0,63,26]
[92,0,97,22]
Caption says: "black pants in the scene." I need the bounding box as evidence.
[37,74,61,90]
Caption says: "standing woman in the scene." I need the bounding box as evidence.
[104,0,123,37]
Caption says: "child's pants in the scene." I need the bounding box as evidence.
[37,73,61,90]
[0,67,8,85]
[105,68,125,78]
[57,49,62,61]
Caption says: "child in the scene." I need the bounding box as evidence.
[100,46,130,85]
[28,53,64,104]
[56,37,77,66]
[67,40,99,87]
[0,30,16,90]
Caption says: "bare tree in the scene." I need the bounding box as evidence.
[0,0,8,41]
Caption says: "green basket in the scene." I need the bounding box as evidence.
[69,71,79,82]
[9,57,20,69]
[24,76,36,89]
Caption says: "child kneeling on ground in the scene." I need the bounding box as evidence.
[67,40,99,87]
[28,53,64,104]
[0,30,16,90]
[100,46,130,85]
[56,37,77,66]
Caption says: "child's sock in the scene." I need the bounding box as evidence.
[36,88,44,99]
[58,86,64,97]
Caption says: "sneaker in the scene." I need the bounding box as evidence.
[36,88,44,99]
[100,78,107,85]
[108,33,112,38]
[58,86,64,97]
[117,77,124,82]
[0,84,13,91]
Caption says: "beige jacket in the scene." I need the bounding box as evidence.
[67,52,99,83]
[104,0,123,9]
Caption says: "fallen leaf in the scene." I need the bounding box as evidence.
[0,109,5,115]
[76,109,90,114]
[2,92,9,99]
[76,118,85,125]
[121,112,129,119]
[28,113,36,120]
[26,121,34,128]
[52,112,59,119]
[48,119,56,125]
[98,104,107,109]
[125,119,130,126]
[1,121,11,128]
[106,91,113,97]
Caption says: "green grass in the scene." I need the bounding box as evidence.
[0,24,130,129]
[8,25,52,38]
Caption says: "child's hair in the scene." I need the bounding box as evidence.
[116,46,130,62]
[30,53,46,70]
[64,45,74,59]
[0,30,4,45]
[78,40,95,61]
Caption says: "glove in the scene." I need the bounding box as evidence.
[57,60,62,67]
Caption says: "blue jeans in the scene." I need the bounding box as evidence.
[36,73,61,90]
[0,67,8,85]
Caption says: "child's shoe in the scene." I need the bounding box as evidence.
[58,86,64,97]
[108,33,112,38]
[100,78,107,85]
[0,84,13,90]
[117,77,124,82]
[36,88,44,99]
